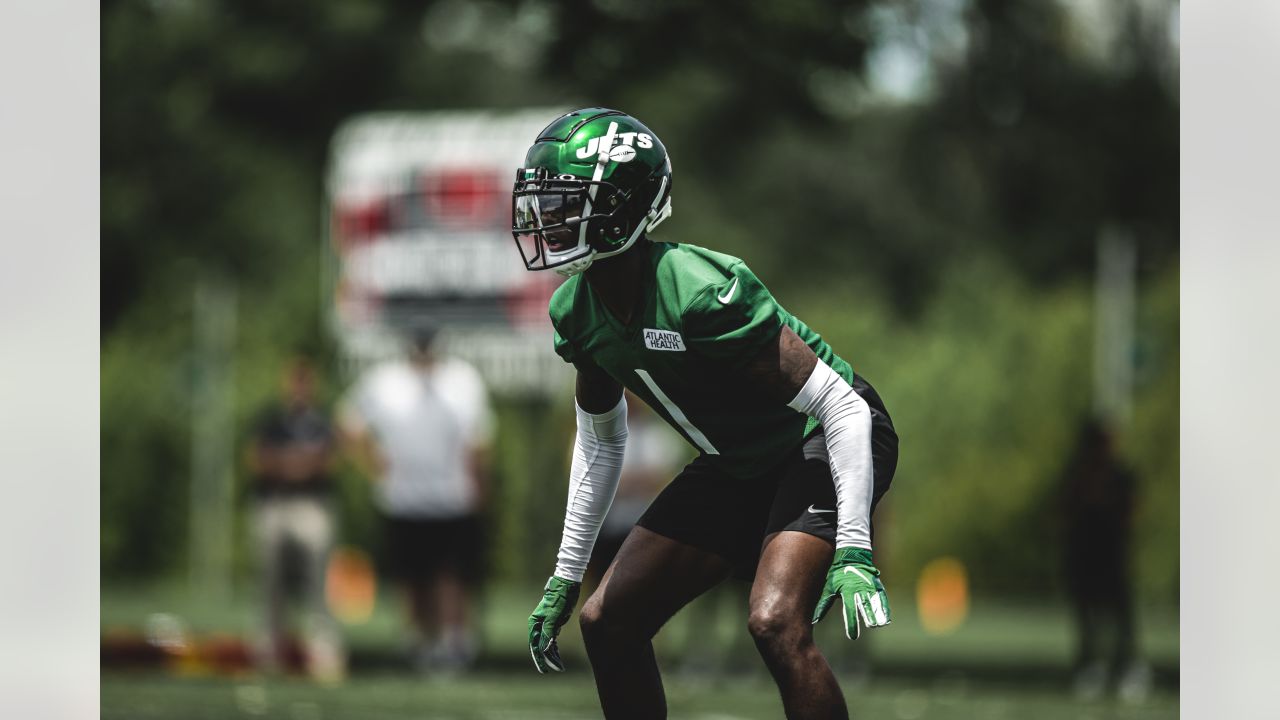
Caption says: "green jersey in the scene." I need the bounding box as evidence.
[549,242,857,479]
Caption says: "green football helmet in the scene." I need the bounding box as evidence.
[512,108,673,277]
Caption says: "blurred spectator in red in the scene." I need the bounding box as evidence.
[245,356,345,681]
[339,326,494,672]
[1061,419,1151,702]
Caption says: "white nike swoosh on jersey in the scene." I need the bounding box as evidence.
[807,505,835,514]
[716,277,739,304]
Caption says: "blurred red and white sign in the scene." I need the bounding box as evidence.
[324,109,571,395]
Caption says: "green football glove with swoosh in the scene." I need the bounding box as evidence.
[812,547,891,639]
[528,576,581,673]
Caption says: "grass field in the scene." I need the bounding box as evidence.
[102,671,1179,720]
[102,582,1178,719]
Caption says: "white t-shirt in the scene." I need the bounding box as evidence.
[342,358,493,519]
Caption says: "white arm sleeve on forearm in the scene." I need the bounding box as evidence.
[553,397,628,582]
[788,358,874,550]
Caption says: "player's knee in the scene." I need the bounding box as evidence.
[578,593,611,641]
[580,591,653,646]
[747,604,804,649]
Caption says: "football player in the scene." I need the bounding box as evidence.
[515,108,899,719]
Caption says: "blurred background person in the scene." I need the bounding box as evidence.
[339,326,494,673]
[1060,418,1151,702]
[245,355,346,681]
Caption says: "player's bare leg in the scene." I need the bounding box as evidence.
[579,526,732,719]
[749,530,846,720]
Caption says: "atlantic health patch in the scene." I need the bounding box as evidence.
[643,328,685,352]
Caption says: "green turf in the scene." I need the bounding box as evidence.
[101,581,1178,672]
[102,582,1178,718]
[102,671,1178,720]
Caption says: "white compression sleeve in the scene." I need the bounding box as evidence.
[553,397,628,582]
[787,358,874,550]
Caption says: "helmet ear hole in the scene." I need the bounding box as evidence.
[596,217,629,244]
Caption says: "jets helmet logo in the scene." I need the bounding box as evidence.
[575,132,654,163]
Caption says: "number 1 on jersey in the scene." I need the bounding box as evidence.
[633,369,720,455]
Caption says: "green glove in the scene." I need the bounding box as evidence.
[528,576,581,673]
[812,547,891,639]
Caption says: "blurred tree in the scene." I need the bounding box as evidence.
[102,0,434,328]
[917,0,1179,281]
[104,0,1177,322]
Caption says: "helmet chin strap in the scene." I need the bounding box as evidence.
[647,194,674,232]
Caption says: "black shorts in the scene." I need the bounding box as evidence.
[637,409,898,581]
[382,513,486,585]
